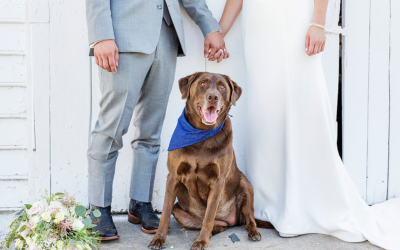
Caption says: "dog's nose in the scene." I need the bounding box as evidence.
[207,94,218,103]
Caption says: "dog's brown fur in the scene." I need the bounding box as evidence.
[149,72,261,250]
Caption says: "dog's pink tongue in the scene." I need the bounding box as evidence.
[204,107,218,123]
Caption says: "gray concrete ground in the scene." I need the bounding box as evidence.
[101,215,382,250]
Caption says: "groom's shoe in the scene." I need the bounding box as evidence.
[128,199,160,234]
[89,205,119,241]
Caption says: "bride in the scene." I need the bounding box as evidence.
[215,0,400,249]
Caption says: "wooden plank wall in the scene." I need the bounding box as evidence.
[48,0,91,206]
[343,0,400,204]
[367,0,390,204]
[342,0,370,201]
[0,0,29,213]
[41,0,341,212]
[388,0,400,200]
[4,0,400,226]
[28,0,51,203]
[0,0,29,236]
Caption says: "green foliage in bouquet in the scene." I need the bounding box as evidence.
[1,191,102,250]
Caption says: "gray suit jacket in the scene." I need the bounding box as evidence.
[86,0,221,56]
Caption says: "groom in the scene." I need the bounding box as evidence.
[85,0,226,240]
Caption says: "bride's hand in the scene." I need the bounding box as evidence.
[305,26,326,56]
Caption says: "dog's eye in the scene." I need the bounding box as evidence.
[201,81,206,86]
[220,85,225,89]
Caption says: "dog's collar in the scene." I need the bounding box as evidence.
[168,108,225,151]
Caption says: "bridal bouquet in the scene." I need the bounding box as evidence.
[1,192,101,250]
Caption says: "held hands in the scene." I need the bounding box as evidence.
[94,39,119,73]
[204,31,230,63]
[305,25,326,56]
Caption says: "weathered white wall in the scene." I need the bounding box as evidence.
[342,0,400,204]
[0,0,28,237]
[2,0,400,238]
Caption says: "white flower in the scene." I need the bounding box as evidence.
[54,211,65,223]
[31,215,40,225]
[32,234,39,242]
[47,201,62,214]
[56,240,64,249]
[26,237,33,246]
[20,229,29,239]
[28,201,45,215]
[19,222,30,238]
[72,218,84,231]
[41,212,51,222]
[51,247,57,250]
[44,233,56,245]
[15,239,24,249]
[69,206,76,216]
[28,246,41,250]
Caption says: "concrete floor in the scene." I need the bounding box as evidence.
[100,215,382,250]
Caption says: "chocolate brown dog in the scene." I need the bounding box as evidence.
[149,72,261,250]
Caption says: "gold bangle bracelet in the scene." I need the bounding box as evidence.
[310,23,325,30]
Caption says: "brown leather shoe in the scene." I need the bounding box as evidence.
[90,205,120,241]
[128,199,159,234]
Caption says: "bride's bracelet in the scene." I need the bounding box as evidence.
[310,23,325,30]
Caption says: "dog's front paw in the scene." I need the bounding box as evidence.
[191,239,209,250]
[149,235,166,249]
[248,228,262,241]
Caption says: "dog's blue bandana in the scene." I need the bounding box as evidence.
[168,109,225,151]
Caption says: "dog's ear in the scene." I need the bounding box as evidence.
[178,72,199,99]
[226,76,242,106]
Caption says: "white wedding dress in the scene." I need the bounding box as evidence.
[241,0,400,249]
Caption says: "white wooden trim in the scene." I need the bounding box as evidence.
[366,0,390,205]
[0,146,28,150]
[0,208,22,212]
[0,114,27,119]
[27,0,51,203]
[0,18,25,24]
[388,0,400,200]
[0,83,26,87]
[342,0,370,200]
[0,51,25,56]
[0,175,29,181]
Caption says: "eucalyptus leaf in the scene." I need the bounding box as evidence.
[93,209,101,218]
[60,201,72,206]
[69,239,77,245]
[46,230,51,240]
[15,208,25,216]
[19,225,26,233]
[14,221,21,231]
[88,224,97,228]
[75,205,86,217]
[82,217,92,226]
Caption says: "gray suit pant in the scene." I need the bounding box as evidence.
[88,20,179,207]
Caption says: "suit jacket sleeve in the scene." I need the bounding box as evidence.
[86,0,115,46]
[179,0,221,37]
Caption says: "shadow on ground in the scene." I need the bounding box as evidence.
[100,215,382,250]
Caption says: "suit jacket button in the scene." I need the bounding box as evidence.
[158,4,162,9]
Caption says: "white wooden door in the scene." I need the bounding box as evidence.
[342,0,400,204]
[0,0,29,233]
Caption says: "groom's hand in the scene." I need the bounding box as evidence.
[94,39,119,73]
[204,31,227,61]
